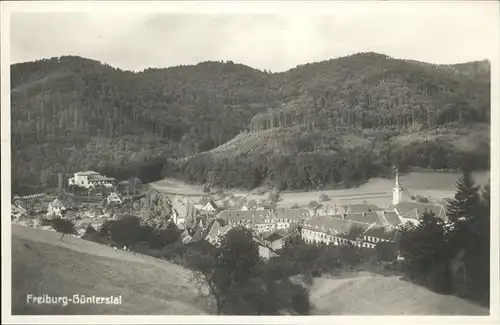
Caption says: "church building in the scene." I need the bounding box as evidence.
[385,172,447,225]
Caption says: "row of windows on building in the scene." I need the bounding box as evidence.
[303,235,377,249]
[228,218,299,224]
[227,220,297,230]
[302,229,390,249]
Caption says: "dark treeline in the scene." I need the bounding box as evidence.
[11,53,490,193]
[163,139,489,191]
[399,171,490,307]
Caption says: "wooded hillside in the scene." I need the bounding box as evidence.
[11,53,490,193]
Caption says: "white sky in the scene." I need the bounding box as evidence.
[7,1,500,72]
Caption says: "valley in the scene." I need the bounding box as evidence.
[151,170,490,208]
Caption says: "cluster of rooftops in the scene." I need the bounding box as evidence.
[209,197,447,244]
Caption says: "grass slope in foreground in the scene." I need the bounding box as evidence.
[11,225,208,315]
[11,225,489,315]
[310,273,488,315]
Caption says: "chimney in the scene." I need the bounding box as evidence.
[362,212,367,218]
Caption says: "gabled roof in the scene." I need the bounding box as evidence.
[191,228,205,242]
[382,211,402,226]
[345,203,382,214]
[49,198,66,208]
[207,220,221,238]
[253,210,274,222]
[217,210,255,222]
[388,201,447,221]
[88,175,116,181]
[75,171,100,176]
[303,215,371,235]
[172,201,195,219]
[219,225,233,236]
[364,226,398,241]
[337,212,384,226]
[107,192,121,199]
[274,208,310,220]
[203,200,219,210]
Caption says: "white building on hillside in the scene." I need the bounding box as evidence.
[68,171,116,189]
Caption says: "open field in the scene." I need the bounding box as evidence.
[11,225,209,315]
[310,272,488,315]
[152,170,490,208]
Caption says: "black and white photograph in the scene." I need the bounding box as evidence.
[1,0,499,323]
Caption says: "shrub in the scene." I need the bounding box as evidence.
[415,195,430,203]
[308,201,320,210]
[50,217,76,240]
[268,190,281,203]
[319,194,330,202]
[39,217,52,227]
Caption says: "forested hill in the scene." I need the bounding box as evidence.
[11,53,490,194]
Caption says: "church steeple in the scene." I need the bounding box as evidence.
[392,170,402,205]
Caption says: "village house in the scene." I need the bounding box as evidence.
[326,208,402,229]
[180,229,193,245]
[218,210,259,228]
[346,203,382,214]
[263,233,286,251]
[301,214,398,249]
[385,172,447,225]
[361,226,400,248]
[376,210,402,228]
[302,215,369,246]
[171,202,195,230]
[274,208,311,230]
[46,198,67,218]
[200,200,221,214]
[252,210,279,233]
[241,204,266,211]
[68,171,116,189]
[216,208,310,235]
[106,192,122,205]
[205,220,233,246]
[251,237,279,261]
[257,243,279,261]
